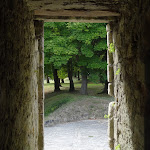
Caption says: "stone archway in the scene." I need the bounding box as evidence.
[0,0,149,150]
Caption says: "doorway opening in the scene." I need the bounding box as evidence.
[43,22,114,150]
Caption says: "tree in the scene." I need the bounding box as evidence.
[58,67,68,83]
[44,22,107,94]
[77,71,80,80]
[67,22,107,94]
[52,66,60,92]
[44,22,77,92]
[67,59,75,92]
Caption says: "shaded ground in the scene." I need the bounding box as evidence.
[44,119,110,150]
[44,78,114,126]
[45,94,112,126]
[44,78,104,99]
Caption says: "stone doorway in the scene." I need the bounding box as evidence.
[33,1,121,149]
[43,21,113,150]
[0,1,149,150]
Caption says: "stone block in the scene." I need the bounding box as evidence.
[107,65,114,83]
[107,50,114,65]
[108,102,115,150]
[108,83,114,96]
[107,31,113,47]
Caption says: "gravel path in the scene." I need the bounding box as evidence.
[44,119,110,150]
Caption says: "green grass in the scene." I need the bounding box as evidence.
[44,78,114,117]
[44,82,104,96]
[45,95,74,116]
[44,92,92,117]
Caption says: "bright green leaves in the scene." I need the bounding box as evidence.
[104,114,110,119]
[96,25,107,38]
[116,68,120,75]
[87,59,106,70]
[87,56,107,70]
[109,43,115,53]
[67,22,91,31]
[58,68,68,79]
[67,22,106,44]
[115,144,121,150]
[68,45,78,55]
[78,55,107,71]
[44,22,107,82]
[112,102,115,107]
[49,55,71,68]
[44,22,75,69]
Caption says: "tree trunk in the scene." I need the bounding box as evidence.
[74,72,77,77]
[61,79,64,83]
[53,68,60,92]
[103,80,108,93]
[78,71,80,80]
[67,60,75,92]
[80,71,88,95]
[58,78,62,87]
[46,76,50,83]
[98,80,108,94]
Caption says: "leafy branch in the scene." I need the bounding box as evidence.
[109,43,115,53]
[116,68,120,75]
[115,144,121,150]
[104,114,110,119]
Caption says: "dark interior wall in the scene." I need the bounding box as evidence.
[0,1,39,150]
[107,1,150,149]
[143,6,150,150]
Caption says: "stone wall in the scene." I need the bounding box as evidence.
[0,0,149,149]
[34,20,44,150]
[0,1,39,150]
[107,1,150,149]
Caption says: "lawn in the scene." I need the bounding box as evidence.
[44,77,114,118]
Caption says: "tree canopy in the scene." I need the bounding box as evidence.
[44,22,107,93]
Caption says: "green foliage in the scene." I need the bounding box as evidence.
[44,64,54,79]
[94,39,107,51]
[81,44,94,57]
[104,114,110,119]
[49,55,71,68]
[89,72,100,83]
[58,68,68,79]
[109,43,115,53]
[116,68,120,75]
[112,102,115,107]
[44,82,114,116]
[44,22,72,69]
[115,144,121,150]
[87,58,107,70]
[44,22,107,82]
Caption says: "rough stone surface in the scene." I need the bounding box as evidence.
[108,102,114,150]
[107,1,150,149]
[35,20,45,150]
[28,0,121,23]
[0,0,149,149]
[0,1,39,150]
[44,119,110,150]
